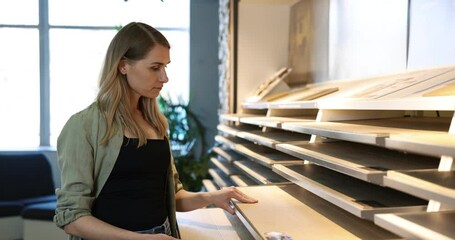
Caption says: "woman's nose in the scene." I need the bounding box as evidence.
[159,69,169,83]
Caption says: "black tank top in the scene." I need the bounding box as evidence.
[91,136,170,231]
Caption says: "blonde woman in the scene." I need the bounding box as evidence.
[54,22,257,240]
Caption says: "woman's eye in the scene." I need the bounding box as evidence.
[151,66,161,71]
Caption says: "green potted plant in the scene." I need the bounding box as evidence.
[158,96,212,191]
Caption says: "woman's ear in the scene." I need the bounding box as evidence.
[118,59,127,75]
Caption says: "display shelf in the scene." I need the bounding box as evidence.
[281,117,451,146]
[208,168,234,188]
[233,160,290,185]
[386,132,455,157]
[267,86,339,103]
[275,141,440,185]
[212,147,248,163]
[384,170,455,207]
[344,66,455,100]
[230,175,258,187]
[374,210,455,240]
[220,113,267,122]
[268,100,319,109]
[273,164,427,220]
[210,157,241,176]
[214,135,251,149]
[217,124,260,137]
[236,128,311,149]
[218,3,455,237]
[239,116,315,128]
[233,142,304,168]
[233,185,398,240]
[240,101,269,110]
[317,96,455,111]
[202,179,218,192]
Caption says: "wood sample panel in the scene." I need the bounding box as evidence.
[386,132,455,157]
[230,175,258,187]
[213,147,247,163]
[282,117,450,146]
[240,116,315,128]
[234,143,304,167]
[276,141,439,185]
[234,160,290,185]
[385,170,455,206]
[234,185,397,240]
[211,157,241,176]
[375,210,455,240]
[236,128,310,148]
[209,168,234,188]
[273,164,427,220]
[177,208,253,240]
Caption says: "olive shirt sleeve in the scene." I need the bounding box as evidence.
[169,142,183,194]
[54,112,96,228]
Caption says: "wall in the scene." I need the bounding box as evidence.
[0,2,221,189]
[328,0,408,81]
[189,0,220,150]
[235,0,455,101]
[407,0,455,69]
[237,1,291,110]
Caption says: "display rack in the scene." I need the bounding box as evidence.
[210,64,455,239]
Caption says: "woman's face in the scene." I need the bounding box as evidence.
[121,44,170,101]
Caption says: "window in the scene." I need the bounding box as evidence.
[0,0,190,149]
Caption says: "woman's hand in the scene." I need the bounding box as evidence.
[209,186,258,215]
[141,233,178,240]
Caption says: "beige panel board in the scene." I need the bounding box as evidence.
[213,147,248,163]
[236,128,310,148]
[317,96,455,111]
[386,132,455,157]
[375,211,455,240]
[282,117,451,146]
[177,208,253,240]
[234,185,398,239]
[210,157,241,176]
[346,67,453,99]
[209,168,234,189]
[423,81,455,97]
[215,135,251,149]
[384,170,455,206]
[233,160,290,185]
[230,174,258,187]
[276,141,439,185]
[240,116,315,128]
[273,164,427,220]
[234,142,304,167]
[221,113,266,122]
[217,124,261,137]
[241,102,270,110]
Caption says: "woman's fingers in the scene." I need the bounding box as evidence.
[224,201,236,215]
[230,187,258,203]
[215,186,258,215]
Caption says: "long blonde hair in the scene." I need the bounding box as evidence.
[97,22,169,146]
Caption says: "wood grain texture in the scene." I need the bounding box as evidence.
[177,208,253,240]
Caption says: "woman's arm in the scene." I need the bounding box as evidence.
[175,186,258,214]
[63,216,176,240]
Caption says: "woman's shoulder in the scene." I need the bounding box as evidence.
[63,102,102,130]
[69,102,101,120]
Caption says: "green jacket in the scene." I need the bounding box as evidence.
[54,103,183,239]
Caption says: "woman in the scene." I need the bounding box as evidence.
[54,22,257,240]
